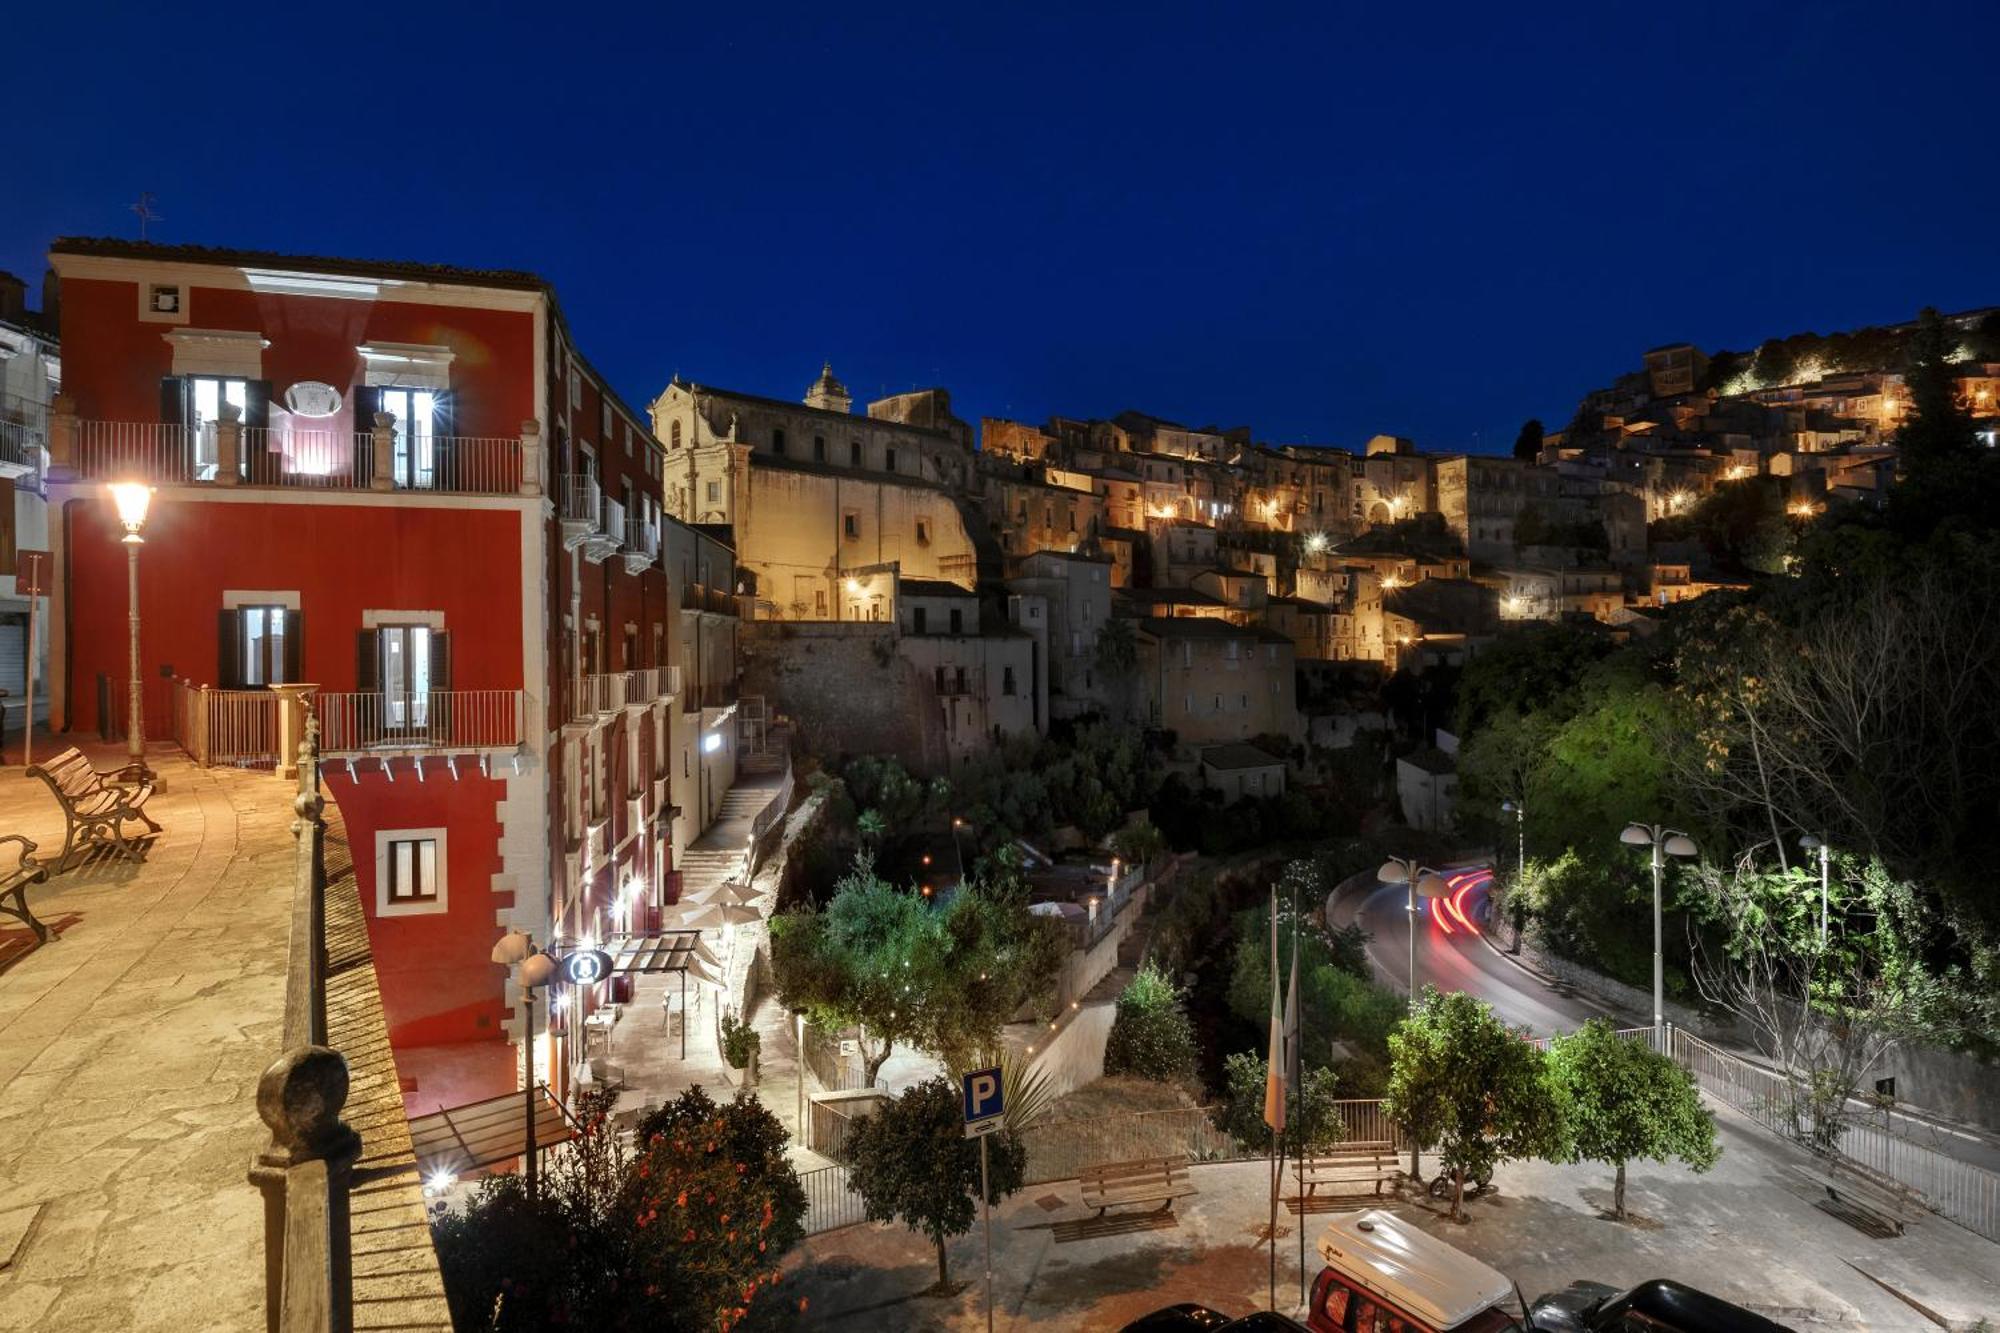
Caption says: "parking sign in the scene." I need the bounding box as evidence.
[962,1065,1004,1138]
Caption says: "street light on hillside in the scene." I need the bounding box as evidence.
[1799,833,1831,944]
[108,482,154,781]
[1500,799,1525,880]
[1376,855,1451,1009]
[1620,823,1698,1037]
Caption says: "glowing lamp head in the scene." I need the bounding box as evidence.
[109,482,154,544]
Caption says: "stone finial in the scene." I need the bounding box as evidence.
[255,1045,361,1165]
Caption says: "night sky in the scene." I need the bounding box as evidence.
[10,2,1996,453]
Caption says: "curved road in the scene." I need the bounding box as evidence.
[1328,865,1617,1038]
[1328,865,2000,1175]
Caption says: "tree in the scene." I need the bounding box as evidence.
[1384,987,1568,1221]
[1104,962,1199,1082]
[1216,1052,1348,1153]
[770,852,1065,1083]
[1547,1020,1718,1219]
[1512,418,1544,461]
[621,1087,809,1330]
[1894,307,1977,467]
[845,1076,1027,1291]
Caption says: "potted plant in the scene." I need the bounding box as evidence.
[720,1013,762,1086]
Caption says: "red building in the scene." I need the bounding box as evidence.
[44,238,740,1112]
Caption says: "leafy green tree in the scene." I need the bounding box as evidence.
[845,1076,1027,1291]
[1512,418,1545,461]
[1547,1020,1718,1219]
[1895,307,1977,467]
[1385,987,1568,1221]
[770,853,1065,1083]
[1104,962,1199,1082]
[1216,1052,1348,1153]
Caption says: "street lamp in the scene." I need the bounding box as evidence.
[1377,856,1451,1008]
[108,483,154,781]
[1620,823,1698,1036]
[1799,834,1831,945]
[1500,799,1525,880]
[491,930,558,1201]
[950,816,969,885]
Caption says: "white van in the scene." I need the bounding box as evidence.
[1306,1209,1524,1333]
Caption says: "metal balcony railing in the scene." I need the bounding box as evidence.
[66,421,523,494]
[315,690,525,755]
[559,475,602,528]
[576,666,681,719]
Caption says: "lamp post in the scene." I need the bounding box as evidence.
[1799,834,1831,945]
[1501,799,1525,880]
[492,930,557,1201]
[1376,856,1451,1009]
[1379,854,1448,1182]
[108,483,154,781]
[950,816,969,885]
[1619,823,1698,1037]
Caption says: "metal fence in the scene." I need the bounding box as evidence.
[316,689,525,755]
[1667,1027,2000,1244]
[70,420,523,493]
[800,1164,867,1235]
[1015,1100,1399,1186]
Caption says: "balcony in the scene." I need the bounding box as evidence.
[584,494,626,565]
[0,418,46,488]
[623,515,660,575]
[315,690,526,757]
[678,582,741,616]
[65,421,525,494]
[560,474,602,551]
[576,665,681,721]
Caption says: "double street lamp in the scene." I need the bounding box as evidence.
[1377,855,1450,1009]
[1619,823,1698,1035]
[491,930,558,1201]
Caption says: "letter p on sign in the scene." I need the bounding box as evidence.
[963,1065,1004,1139]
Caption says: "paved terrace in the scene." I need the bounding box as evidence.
[786,1099,2000,1331]
[0,742,448,1331]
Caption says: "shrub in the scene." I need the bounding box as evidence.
[1103,962,1199,1082]
[720,1013,762,1070]
[1216,1052,1347,1152]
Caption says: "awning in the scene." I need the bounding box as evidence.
[407,1084,575,1176]
[610,929,706,974]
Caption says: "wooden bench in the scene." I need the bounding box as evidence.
[1078,1155,1198,1217]
[1294,1143,1401,1200]
[1788,1159,1923,1235]
[0,835,49,941]
[26,748,162,868]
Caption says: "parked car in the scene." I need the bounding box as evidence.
[1122,1308,1309,1332]
[1306,1209,1526,1333]
[1530,1279,1792,1333]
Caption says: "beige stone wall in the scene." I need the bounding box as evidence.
[740,467,978,618]
[1138,633,1299,743]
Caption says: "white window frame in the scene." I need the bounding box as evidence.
[375,827,448,918]
[358,342,455,391]
[165,328,269,378]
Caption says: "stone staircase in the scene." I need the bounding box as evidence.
[676,847,743,900]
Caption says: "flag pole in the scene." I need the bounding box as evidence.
[1264,886,1281,1312]
[1294,871,1306,1313]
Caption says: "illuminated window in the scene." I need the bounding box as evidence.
[375,387,438,488]
[376,827,447,917]
[234,605,288,687]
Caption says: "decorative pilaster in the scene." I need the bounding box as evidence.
[216,401,243,485]
[370,412,396,491]
[48,394,76,479]
[519,419,543,498]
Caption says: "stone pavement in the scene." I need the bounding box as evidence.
[0,744,448,1331]
[783,1099,2000,1331]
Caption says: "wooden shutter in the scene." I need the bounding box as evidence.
[161,376,188,426]
[355,629,380,692]
[217,610,243,689]
[429,631,452,690]
[281,609,302,684]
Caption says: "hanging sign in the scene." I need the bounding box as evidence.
[559,949,615,986]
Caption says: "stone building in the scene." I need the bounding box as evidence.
[1133,616,1299,745]
[650,367,984,618]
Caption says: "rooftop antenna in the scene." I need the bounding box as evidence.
[130,192,163,240]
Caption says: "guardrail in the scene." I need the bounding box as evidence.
[800,1164,867,1235]
[171,680,281,768]
[68,420,524,494]
[0,418,45,478]
[316,690,525,755]
[1667,1027,2000,1243]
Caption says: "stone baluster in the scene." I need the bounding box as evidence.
[519,418,543,497]
[247,1046,361,1333]
[216,400,243,485]
[47,394,76,479]
[370,412,396,491]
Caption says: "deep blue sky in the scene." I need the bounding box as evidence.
[10,2,1996,453]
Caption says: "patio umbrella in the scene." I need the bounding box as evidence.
[661,899,762,930]
[682,954,728,989]
[686,880,761,908]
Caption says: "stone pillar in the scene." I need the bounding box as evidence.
[247,1045,361,1333]
[216,400,243,486]
[519,419,543,498]
[47,394,77,479]
[271,684,320,779]
[370,412,396,491]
